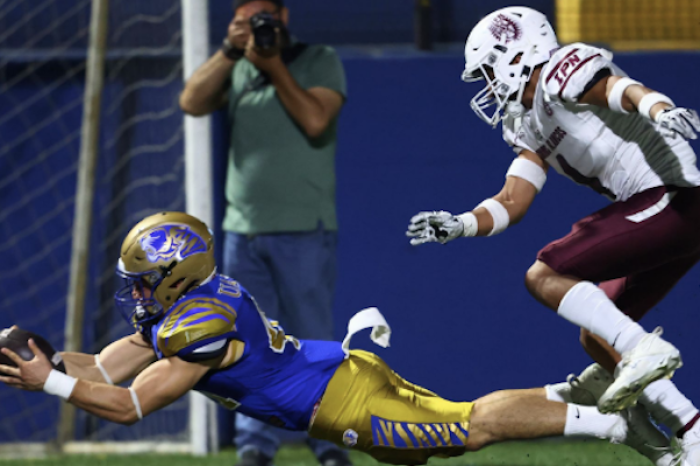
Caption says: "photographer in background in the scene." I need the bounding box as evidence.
[179,1,348,466]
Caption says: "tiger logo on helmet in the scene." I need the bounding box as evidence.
[115,212,216,330]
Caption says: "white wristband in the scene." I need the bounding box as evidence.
[129,387,144,420]
[637,93,675,121]
[43,369,77,401]
[457,212,478,237]
[94,354,113,385]
[607,77,641,114]
[475,199,510,236]
[506,158,547,193]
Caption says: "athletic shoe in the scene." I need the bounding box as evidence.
[599,328,683,414]
[567,363,614,405]
[623,405,676,466]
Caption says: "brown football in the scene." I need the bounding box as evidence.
[0,328,66,373]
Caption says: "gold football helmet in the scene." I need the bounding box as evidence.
[115,211,215,329]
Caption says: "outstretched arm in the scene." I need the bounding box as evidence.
[67,356,212,424]
[406,150,547,245]
[61,332,157,384]
[579,75,700,139]
[0,340,215,425]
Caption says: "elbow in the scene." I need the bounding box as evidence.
[179,93,209,117]
[117,410,141,426]
[302,118,330,139]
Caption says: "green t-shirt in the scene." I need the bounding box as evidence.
[223,44,347,234]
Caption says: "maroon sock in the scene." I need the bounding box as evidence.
[677,413,700,439]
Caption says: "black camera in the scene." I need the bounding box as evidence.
[249,12,281,49]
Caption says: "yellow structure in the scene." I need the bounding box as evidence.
[556,0,700,50]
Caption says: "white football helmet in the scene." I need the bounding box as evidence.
[462,7,558,128]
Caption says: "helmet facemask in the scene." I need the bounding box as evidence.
[463,47,535,128]
[115,258,170,329]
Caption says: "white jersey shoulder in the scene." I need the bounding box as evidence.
[541,43,614,104]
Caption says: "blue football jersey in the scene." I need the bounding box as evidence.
[147,273,346,431]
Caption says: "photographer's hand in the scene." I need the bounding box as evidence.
[228,16,250,50]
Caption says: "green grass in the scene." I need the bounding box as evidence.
[0,440,651,466]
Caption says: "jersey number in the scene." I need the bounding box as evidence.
[556,154,614,199]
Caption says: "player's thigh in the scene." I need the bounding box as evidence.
[310,350,473,465]
[599,251,700,321]
[538,187,700,282]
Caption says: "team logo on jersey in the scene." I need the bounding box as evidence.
[140,224,207,263]
[489,14,522,44]
[343,429,358,447]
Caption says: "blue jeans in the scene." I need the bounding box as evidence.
[223,226,347,460]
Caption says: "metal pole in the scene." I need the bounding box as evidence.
[59,0,109,448]
[181,0,215,456]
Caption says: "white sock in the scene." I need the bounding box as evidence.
[545,382,572,403]
[564,404,622,439]
[640,379,699,434]
[558,281,647,354]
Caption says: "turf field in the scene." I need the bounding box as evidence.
[0,440,652,466]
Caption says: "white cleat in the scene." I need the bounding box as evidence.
[623,405,676,466]
[550,363,677,466]
[599,328,683,414]
[567,363,614,405]
[545,363,613,405]
[677,420,700,466]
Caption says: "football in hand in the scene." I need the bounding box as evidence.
[0,328,66,373]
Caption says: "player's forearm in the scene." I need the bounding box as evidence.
[68,380,140,425]
[623,85,672,120]
[269,64,331,138]
[179,51,234,116]
[60,352,105,382]
[605,76,672,119]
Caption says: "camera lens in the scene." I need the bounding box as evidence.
[250,12,279,49]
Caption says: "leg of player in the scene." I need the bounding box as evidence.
[525,261,682,413]
[544,363,677,466]
[466,388,628,450]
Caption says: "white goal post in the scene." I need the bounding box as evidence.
[181,0,217,456]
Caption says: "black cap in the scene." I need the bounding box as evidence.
[233,0,284,11]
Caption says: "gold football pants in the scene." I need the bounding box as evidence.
[309,350,474,465]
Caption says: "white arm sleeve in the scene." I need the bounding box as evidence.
[506,158,547,193]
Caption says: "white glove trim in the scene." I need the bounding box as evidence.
[457,212,478,237]
[475,199,510,236]
[43,369,77,400]
[638,93,675,121]
[95,354,114,385]
[607,77,641,114]
[506,158,547,193]
[129,387,144,420]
